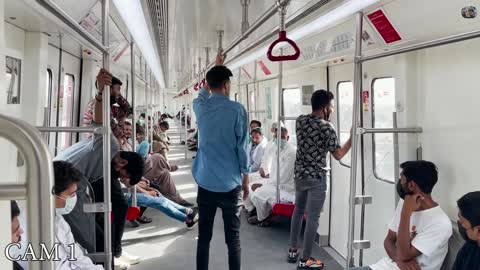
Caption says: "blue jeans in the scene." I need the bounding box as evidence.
[125,192,188,222]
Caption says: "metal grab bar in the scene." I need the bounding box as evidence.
[36,126,104,134]
[36,0,108,54]
[0,114,55,270]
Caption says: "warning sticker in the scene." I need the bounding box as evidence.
[367,9,402,44]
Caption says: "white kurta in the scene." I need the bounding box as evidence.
[244,141,297,221]
[247,136,268,173]
[55,215,104,270]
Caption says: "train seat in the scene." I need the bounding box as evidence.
[441,223,465,270]
[272,202,306,220]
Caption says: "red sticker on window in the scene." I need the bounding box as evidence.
[368,10,401,44]
[257,60,272,75]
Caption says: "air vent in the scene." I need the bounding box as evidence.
[147,0,168,81]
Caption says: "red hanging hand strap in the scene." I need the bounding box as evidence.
[267,31,300,62]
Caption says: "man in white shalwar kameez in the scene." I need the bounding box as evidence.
[247,128,268,173]
[245,126,296,226]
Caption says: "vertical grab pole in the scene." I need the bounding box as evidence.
[184,94,188,159]
[149,71,153,145]
[144,63,149,147]
[276,47,283,203]
[346,12,363,268]
[275,2,287,203]
[130,39,137,207]
[101,0,113,269]
[393,112,400,206]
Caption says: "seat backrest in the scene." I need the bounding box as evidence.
[441,221,465,270]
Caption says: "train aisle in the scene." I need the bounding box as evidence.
[122,121,342,270]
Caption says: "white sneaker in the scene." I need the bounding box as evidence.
[119,252,141,265]
[114,257,129,270]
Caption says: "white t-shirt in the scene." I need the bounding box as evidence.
[370,200,452,270]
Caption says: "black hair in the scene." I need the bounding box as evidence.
[206,65,233,89]
[136,124,145,135]
[458,191,480,227]
[250,120,262,128]
[311,90,334,111]
[251,128,263,136]
[140,113,146,118]
[159,121,169,129]
[118,151,144,185]
[53,161,82,195]
[161,113,168,118]
[400,160,438,194]
[112,76,122,86]
[11,200,20,220]
[124,121,132,126]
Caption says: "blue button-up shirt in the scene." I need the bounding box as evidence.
[192,88,249,192]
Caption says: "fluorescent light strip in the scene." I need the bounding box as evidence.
[229,0,380,70]
[113,0,166,88]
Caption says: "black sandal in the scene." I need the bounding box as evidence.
[136,215,153,224]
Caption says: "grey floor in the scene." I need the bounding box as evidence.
[122,122,342,270]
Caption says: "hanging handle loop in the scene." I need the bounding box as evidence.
[267,3,300,62]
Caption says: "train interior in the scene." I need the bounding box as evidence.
[0,0,479,269]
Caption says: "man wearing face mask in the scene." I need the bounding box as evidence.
[53,161,104,270]
[244,126,296,227]
[288,90,352,269]
[193,51,249,270]
[452,191,480,270]
[349,160,452,270]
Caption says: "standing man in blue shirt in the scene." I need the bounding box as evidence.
[193,51,249,270]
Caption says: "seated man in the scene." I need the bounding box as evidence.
[52,161,104,270]
[123,179,198,229]
[143,153,193,207]
[453,191,480,270]
[54,68,144,269]
[250,120,262,130]
[349,160,452,270]
[135,125,150,159]
[247,128,268,173]
[119,121,133,152]
[259,122,286,178]
[9,200,24,270]
[158,121,171,145]
[244,126,296,227]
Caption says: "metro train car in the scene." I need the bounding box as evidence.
[0,0,479,270]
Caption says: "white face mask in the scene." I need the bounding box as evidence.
[55,195,77,216]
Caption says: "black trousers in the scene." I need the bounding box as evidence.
[91,178,128,258]
[196,186,242,270]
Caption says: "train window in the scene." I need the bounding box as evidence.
[337,81,354,164]
[6,56,21,104]
[282,88,301,145]
[372,77,396,183]
[58,74,75,152]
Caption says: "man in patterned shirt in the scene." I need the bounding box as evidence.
[287,90,352,269]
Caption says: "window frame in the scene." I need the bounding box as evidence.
[6,56,22,104]
[58,73,76,152]
[371,77,396,184]
[281,87,301,145]
[336,81,354,168]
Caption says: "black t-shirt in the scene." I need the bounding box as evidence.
[452,241,480,270]
[13,261,23,270]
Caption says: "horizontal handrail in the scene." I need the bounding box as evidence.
[358,127,422,134]
[0,184,27,199]
[36,126,104,134]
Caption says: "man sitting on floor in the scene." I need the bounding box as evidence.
[122,178,198,230]
[349,160,452,270]
[453,191,480,270]
[244,126,296,227]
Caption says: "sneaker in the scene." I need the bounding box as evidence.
[297,257,324,269]
[287,248,299,263]
[114,257,129,270]
[186,207,199,230]
[118,252,140,265]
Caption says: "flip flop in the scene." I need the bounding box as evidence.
[136,215,153,224]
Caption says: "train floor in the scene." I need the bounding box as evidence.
[122,121,343,270]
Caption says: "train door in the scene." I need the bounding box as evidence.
[328,63,356,259]
[47,45,81,155]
